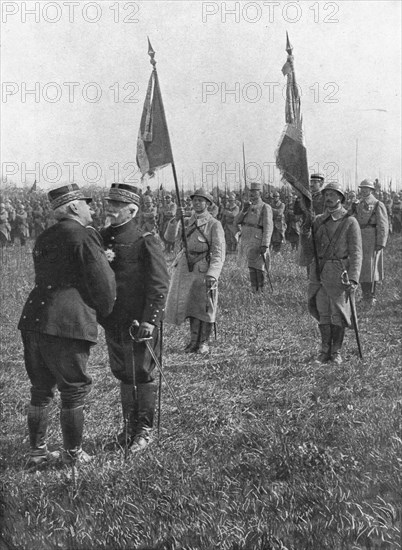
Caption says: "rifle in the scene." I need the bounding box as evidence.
[341,271,363,358]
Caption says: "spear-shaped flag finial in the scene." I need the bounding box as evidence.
[147,36,156,68]
[285,31,293,55]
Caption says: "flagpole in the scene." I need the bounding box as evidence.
[143,38,191,269]
[355,139,358,190]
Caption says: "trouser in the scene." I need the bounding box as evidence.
[22,331,92,453]
[361,281,376,299]
[105,325,159,434]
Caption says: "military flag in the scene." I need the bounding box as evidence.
[136,39,173,179]
[29,180,37,193]
[276,33,311,211]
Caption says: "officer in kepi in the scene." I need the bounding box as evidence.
[100,183,170,454]
[18,183,116,468]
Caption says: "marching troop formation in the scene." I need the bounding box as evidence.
[0,174,396,468]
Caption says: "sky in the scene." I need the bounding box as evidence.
[1,0,401,191]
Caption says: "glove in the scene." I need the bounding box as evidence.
[205,275,216,289]
[260,245,268,254]
[136,321,155,340]
[348,280,358,292]
[301,211,313,232]
[175,207,185,221]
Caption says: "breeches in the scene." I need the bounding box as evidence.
[315,286,344,327]
[105,325,159,385]
[21,330,92,408]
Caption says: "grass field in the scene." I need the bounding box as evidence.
[0,235,401,550]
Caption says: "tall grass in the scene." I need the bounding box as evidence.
[1,236,401,550]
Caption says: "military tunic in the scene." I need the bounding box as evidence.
[100,219,169,384]
[354,195,389,283]
[18,219,116,407]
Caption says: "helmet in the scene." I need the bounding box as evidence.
[359,179,375,189]
[190,188,214,204]
[321,182,346,201]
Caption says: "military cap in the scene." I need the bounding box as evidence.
[48,183,92,210]
[310,173,325,183]
[105,183,141,205]
[249,182,262,191]
[190,188,214,204]
[321,182,346,201]
[359,179,375,189]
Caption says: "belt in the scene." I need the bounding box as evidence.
[360,224,376,229]
[242,222,263,229]
[319,256,348,261]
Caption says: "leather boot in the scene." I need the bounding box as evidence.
[314,324,332,364]
[60,406,92,464]
[256,270,265,292]
[185,317,200,353]
[331,325,345,365]
[106,382,137,450]
[198,322,212,355]
[249,269,258,292]
[130,382,157,453]
[26,404,59,466]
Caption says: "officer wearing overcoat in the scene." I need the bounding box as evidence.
[354,179,389,306]
[164,188,226,354]
[18,184,116,466]
[100,183,170,453]
[299,182,362,364]
[221,192,239,253]
[235,182,273,292]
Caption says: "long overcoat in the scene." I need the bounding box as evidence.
[354,195,388,282]
[236,198,273,270]
[165,211,225,324]
[299,208,362,327]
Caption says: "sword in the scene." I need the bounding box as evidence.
[341,271,363,359]
[261,252,274,292]
[371,249,380,295]
[129,321,184,417]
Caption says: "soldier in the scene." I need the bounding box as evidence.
[354,179,389,306]
[270,191,287,253]
[164,188,225,354]
[299,182,362,365]
[236,182,273,292]
[294,173,326,217]
[14,204,30,246]
[18,184,116,467]
[285,194,302,251]
[0,203,11,247]
[207,200,219,219]
[159,194,177,252]
[139,194,158,234]
[221,192,239,253]
[100,183,169,453]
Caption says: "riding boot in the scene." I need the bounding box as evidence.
[27,404,59,466]
[198,322,213,355]
[331,325,345,365]
[185,317,201,353]
[249,269,258,292]
[130,382,157,453]
[109,382,137,449]
[60,406,92,464]
[256,270,265,292]
[314,324,332,364]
